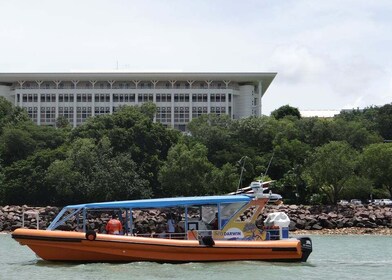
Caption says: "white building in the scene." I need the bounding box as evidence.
[300,110,340,118]
[0,72,276,131]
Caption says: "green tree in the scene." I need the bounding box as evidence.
[302,141,359,204]
[0,97,30,134]
[56,115,71,128]
[187,114,234,166]
[330,119,381,149]
[209,163,239,194]
[340,176,373,201]
[0,167,4,204]
[375,104,392,140]
[70,105,179,196]
[231,116,279,154]
[0,148,66,205]
[0,128,37,165]
[296,117,334,148]
[269,138,310,180]
[271,105,301,119]
[360,143,392,197]
[158,142,216,196]
[45,137,151,205]
[45,159,85,205]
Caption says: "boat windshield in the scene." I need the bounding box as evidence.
[201,202,247,226]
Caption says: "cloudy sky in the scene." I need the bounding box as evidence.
[0,0,391,114]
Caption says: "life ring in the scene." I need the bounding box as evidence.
[85,230,97,241]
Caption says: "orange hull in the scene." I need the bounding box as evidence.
[12,228,309,262]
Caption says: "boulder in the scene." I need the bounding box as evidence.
[312,224,323,230]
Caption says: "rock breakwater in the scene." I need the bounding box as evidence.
[1,204,392,234]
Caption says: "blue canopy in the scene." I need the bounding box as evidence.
[65,195,251,210]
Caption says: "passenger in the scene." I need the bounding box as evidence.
[209,213,219,230]
[106,214,123,235]
[166,214,176,238]
[157,225,167,238]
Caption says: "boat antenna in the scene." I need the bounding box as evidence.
[264,151,275,178]
[236,156,247,193]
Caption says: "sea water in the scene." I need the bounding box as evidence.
[1,233,391,280]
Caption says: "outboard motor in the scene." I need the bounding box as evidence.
[299,237,312,262]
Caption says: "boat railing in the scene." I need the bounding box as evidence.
[134,232,187,240]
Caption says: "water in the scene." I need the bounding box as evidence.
[1,233,392,280]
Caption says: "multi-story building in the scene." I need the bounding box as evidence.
[0,72,276,130]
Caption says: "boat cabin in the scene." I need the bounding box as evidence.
[47,194,290,241]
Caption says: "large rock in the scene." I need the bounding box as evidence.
[312,224,323,230]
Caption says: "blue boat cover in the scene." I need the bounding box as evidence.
[65,195,251,210]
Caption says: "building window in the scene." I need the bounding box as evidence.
[25,107,38,123]
[156,106,172,124]
[94,106,110,116]
[40,107,56,125]
[129,94,135,102]
[138,94,154,103]
[174,107,189,123]
[76,107,92,124]
[58,107,74,123]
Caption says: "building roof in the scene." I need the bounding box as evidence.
[0,72,276,93]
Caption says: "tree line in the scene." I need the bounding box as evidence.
[0,97,391,206]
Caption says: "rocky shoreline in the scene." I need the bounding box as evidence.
[1,204,392,235]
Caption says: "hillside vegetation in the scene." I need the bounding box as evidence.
[1,97,391,206]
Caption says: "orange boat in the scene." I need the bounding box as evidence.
[12,190,312,263]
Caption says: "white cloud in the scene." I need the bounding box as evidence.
[0,0,391,114]
[269,45,328,83]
